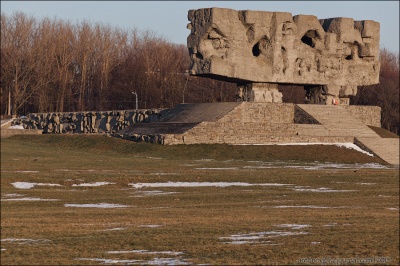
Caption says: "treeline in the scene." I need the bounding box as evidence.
[0,12,235,115]
[1,12,399,134]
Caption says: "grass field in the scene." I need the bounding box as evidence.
[1,135,399,265]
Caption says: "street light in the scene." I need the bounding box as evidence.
[131,91,138,111]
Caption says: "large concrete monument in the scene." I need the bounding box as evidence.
[187,8,380,104]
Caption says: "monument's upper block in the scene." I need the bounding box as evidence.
[187,8,380,86]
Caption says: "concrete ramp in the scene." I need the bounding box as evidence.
[119,103,240,135]
[355,137,399,165]
[159,103,241,123]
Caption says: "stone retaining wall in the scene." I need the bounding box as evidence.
[11,103,381,146]
[342,106,381,127]
[13,109,164,134]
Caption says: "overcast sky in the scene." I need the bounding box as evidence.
[1,1,399,52]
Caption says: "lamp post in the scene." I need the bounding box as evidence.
[182,70,190,104]
[131,91,138,111]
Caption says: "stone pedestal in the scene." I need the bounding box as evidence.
[237,83,282,103]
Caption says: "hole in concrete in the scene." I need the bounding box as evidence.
[196,52,203,60]
[252,43,261,57]
[301,30,319,48]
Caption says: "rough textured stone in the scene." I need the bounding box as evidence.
[187,8,380,103]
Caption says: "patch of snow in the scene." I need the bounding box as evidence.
[72,182,115,187]
[8,125,25,129]
[1,170,39,173]
[274,142,374,156]
[1,238,51,245]
[244,162,388,170]
[103,227,126,231]
[76,258,142,264]
[2,197,59,201]
[323,223,338,227]
[107,250,183,255]
[274,205,347,209]
[2,193,24,197]
[293,187,356,193]
[64,203,131,208]
[220,230,309,245]
[147,173,180,176]
[311,242,321,244]
[356,182,377,185]
[146,157,162,160]
[275,224,311,230]
[144,258,189,265]
[129,182,292,189]
[1,248,6,251]
[139,225,163,228]
[243,166,276,169]
[132,190,179,197]
[76,257,189,265]
[11,182,62,189]
[195,167,239,170]
[386,208,399,211]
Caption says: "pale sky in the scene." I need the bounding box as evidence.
[1,1,399,52]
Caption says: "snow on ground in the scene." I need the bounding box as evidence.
[76,258,142,264]
[2,197,59,201]
[275,142,375,156]
[77,257,189,265]
[103,227,126,231]
[11,182,62,189]
[1,238,51,245]
[2,193,25,197]
[64,203,131,208]
[195,167,239,170]
[106,250,183,255]
[323,223,338,227]
[129,182,292,189]
[293,187,356,193]
[274,205,350,209]
[139,224,163,228]
[8,125,24,129]
[131,190,180,197]
[275,224,312,230]
[220,230,309,245]
[2,170,39,173]
[72,182,115,187]
[242,162,389,170]
[282,163,388,170]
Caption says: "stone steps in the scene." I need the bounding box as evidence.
[297,104,380,138]
[297,104,398,165]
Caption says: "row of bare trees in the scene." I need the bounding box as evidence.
[1,12,398,134]
[351,49,399,134]
[0,12,235,115]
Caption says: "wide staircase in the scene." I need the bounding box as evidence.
[117,102,399,165]
[298,104,399,165]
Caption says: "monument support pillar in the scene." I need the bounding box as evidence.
[237,83,282,103]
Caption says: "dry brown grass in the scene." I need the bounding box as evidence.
[1,135,398,265]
